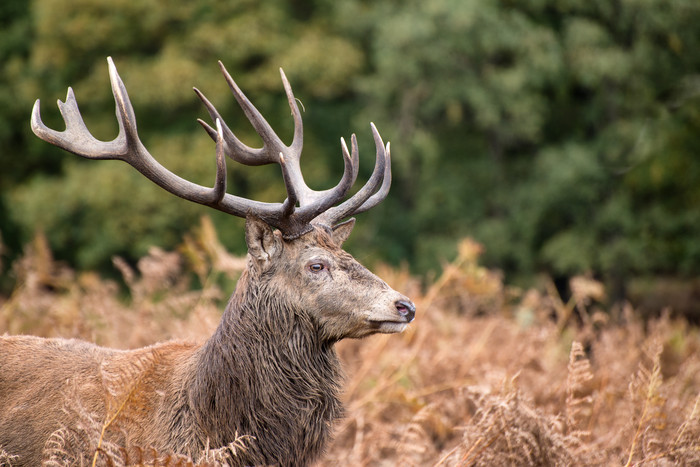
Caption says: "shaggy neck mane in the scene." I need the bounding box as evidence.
[189,265,344,465]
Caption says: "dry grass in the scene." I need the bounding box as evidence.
[1,221,699,466]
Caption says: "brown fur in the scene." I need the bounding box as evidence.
[0,218,414,466]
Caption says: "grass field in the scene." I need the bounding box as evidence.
[1,221,699,466]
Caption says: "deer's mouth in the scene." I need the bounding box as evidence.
[368,320,409,334]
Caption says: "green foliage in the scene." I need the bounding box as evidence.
[1,0,700,299]
[11,159,195,270]
[353,0,700,287]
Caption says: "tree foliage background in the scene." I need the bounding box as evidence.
[1,0,699,305]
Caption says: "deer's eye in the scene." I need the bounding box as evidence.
[308,262,325,273]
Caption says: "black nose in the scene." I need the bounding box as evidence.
[395,300,416,322]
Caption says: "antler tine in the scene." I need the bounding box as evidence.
[268,68,314,206]
[344,134,361,186]
[31,87,120,160]
[194,88,223,143]
[217,62,288,160]
[353,141,391,215]
[279,68,304,155]
[30,57,143,162]
[212,118,228,203]
[194,86,276,166]
[279,152,299,217]
[316,123,391,225]
[294,140,356,224]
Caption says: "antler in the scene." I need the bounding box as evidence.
[31,57,391,238]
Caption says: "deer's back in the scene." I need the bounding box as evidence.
[0,335,199,465]
[0,336,108,462]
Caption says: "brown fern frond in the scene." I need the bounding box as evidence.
[624,343,666,467]
[396,403,450,466]
[99,349,158,404]
[453,386,574,467]
[201,433,254,465]
[565,341,594,437]
[93,350,161,466]
[657,393,700,465]
[42,380,106,466]
[0,448,20,467]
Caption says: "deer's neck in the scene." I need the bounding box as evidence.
[188,270,343,465]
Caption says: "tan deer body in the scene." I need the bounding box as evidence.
[0,337,196,459]
[0,58,414,465]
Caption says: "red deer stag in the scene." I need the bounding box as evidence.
[0,57,415,466]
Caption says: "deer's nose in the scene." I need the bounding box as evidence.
[395,300,416,322]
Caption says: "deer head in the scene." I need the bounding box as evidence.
[242,217,414,344]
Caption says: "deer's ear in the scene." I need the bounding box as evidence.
[331,218,355,246]
[245,215,282,268]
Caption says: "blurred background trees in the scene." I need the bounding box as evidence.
[1,0,699,310]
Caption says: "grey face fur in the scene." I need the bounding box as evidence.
[246,217,414,343]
